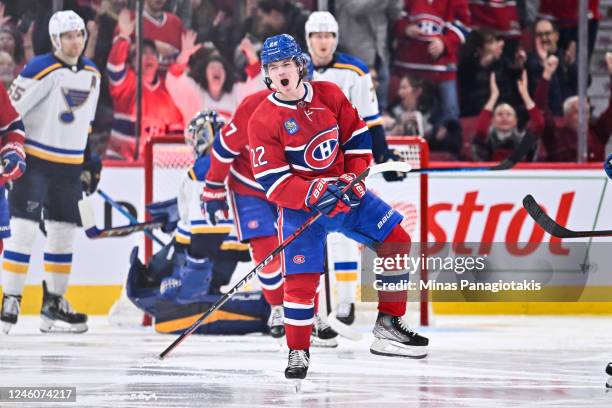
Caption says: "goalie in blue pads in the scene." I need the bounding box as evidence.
[126,110,267,334]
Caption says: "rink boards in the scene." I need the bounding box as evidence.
[2,163,612,315]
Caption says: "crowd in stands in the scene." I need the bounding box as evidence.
[0,0,610,162]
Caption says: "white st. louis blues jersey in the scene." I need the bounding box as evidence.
[311,52,382,128]
[9,53,100,165]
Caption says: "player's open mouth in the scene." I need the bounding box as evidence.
[280,79,289,87]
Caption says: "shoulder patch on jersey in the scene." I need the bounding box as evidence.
[333,53,369,76]
[20,54,62,80]
[284,118,300,135]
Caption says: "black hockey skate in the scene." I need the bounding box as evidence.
[40,281,88,333]
[606,362,612,389]
[1,293,22,334]
[268,305,285,338]
[335,302,355,325]
[370,312,428,358]
[311,314,338,347]
[285,349,310,380]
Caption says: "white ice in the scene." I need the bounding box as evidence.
[1,315,612,408]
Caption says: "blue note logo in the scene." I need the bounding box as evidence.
[59,87,91,123]
[284,118,300,135]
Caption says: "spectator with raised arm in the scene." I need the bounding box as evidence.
[393,0,471,126]
[526,19,577,117]
[106,9,183,160]
[165,30,263,124]
[535,53,612,162]
[472,71,543,161]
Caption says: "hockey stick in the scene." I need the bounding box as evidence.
[78,194,166,245]
[523,194,612,238]
[159,161,412,359]
[97,189,166,245]
[412,133,536,173]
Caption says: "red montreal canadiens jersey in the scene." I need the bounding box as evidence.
[394,0,471,82]
[248,81,372,210]
[207,89,271,199]
[469,0,521,38]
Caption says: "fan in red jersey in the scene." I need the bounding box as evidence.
[247,34,429,381]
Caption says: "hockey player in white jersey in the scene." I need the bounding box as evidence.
[1,10,101,334]
[305,11,406,327]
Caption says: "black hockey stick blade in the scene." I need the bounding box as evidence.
[523,194,612,238]
[412,133,536,173]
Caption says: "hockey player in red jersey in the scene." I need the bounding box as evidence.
[201,89,288,338]
[248,34,428,380]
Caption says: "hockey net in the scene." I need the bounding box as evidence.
[110,135,431,327]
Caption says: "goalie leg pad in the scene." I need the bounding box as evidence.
[160,254,213,304]
[126,246,161,316]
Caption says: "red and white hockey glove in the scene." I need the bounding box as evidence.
[0,142,26,183]
[200,181,229,225]
[335,173,366,208]
[306,178,350,217]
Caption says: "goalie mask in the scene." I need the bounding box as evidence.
[186,110,224,156]
[49,10,87,52]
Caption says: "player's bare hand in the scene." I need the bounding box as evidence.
[117,9,134,37]
[405,24,422,38]
[428,38,445,59]
[542,55,559,80]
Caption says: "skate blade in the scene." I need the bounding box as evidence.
[40,317,88,334]
[369,338,428,359]
[327,312,362,341]
[310,336,338,348]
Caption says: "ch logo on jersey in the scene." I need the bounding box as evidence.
[59,87,91,123]
[414,14,444,37]
[284,118,300,135]
[303,126,339,170]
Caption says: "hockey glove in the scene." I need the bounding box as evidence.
[381,150,407,182]
[81,153,102,194]
[201,182,229,225]
[0,142,26,183]
[146,198,179,233]
[605,153,612,180]
[306,178,350,217]
[335,173,366,208]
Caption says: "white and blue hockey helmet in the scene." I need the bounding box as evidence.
[305,11,339,54]
[49,10,87,51]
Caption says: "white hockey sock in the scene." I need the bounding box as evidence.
[43,221,76,296]
[1,218,38,296]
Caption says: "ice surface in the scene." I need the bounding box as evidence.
[1,315,611,407]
